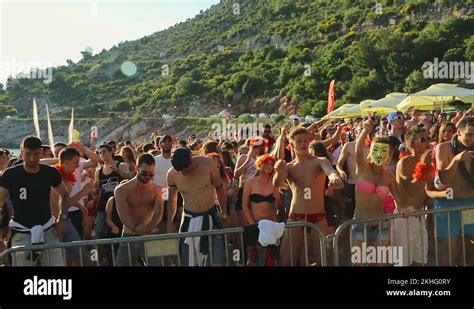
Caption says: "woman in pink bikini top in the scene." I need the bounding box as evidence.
[354,119,405,222]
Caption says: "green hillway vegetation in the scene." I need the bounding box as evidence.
[1,0,474,121]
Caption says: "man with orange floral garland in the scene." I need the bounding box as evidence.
[393,126,448,266]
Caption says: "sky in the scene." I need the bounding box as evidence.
[0,0,220,84]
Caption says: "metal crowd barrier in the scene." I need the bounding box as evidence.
[0,221,327,267]
[331,204,474,266]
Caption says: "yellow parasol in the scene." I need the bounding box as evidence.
[322,103,360,120]
[397,84,474,112]
[361,93,407,115]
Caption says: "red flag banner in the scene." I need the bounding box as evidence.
[327,80,336,114]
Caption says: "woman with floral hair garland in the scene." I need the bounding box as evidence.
[242,154,283,266]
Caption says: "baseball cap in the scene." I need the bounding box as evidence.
[387,112,403,122]
[171,147,192,171]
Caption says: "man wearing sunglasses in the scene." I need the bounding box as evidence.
[263,124,275,150]
[387,111,405,143]
[393,126,433,266]
[114,153,164,266]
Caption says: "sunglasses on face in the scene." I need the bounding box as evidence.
[415,137,427,143]
[394,116,404,121]
[139,171,154,177]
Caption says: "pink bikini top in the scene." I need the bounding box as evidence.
[356,181,390,199]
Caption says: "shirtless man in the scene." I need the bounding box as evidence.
[405,109,421,130]
[435,116,474,265]
[273,127,344,266]
[393,127,435,266]
[387,111,405,143]
[336,123,372,220]
[167,147,228,266]
[114,153,164,266]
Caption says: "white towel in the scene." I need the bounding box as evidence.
[258,220,285,247]
[30,225,45,244]
[184,215,214,266]
[9,217,55,245]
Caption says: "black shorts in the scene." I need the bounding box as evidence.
[235,188,244,211]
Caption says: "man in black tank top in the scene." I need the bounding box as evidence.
[95,144,132,240]
[0,136,71,266]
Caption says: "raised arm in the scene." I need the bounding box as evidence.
[273,159,289,188]
[336,143,349,182]
[320,123,347,148]
[71,142,100,169]
[356,121,372,174]
[271,127,288,160]
[307,120,324,135]
[234,153,253,179]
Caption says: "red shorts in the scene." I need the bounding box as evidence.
[288,212,326,224]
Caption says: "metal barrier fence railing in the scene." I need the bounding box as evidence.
[331,204,474,266]
[0,221,327,267]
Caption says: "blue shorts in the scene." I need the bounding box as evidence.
[115,233,163,266]
[351,221,389,242]
[59,219,81,261]
[434,198,474,239]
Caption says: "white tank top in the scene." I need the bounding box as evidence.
[239,156,256,187]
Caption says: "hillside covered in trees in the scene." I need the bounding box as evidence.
[1,0,474,119]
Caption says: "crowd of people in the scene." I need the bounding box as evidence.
[0,108,473,266]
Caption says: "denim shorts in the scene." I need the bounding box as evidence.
[351,221,389,242]
[59,219,81,261]
[115,233,163,266]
